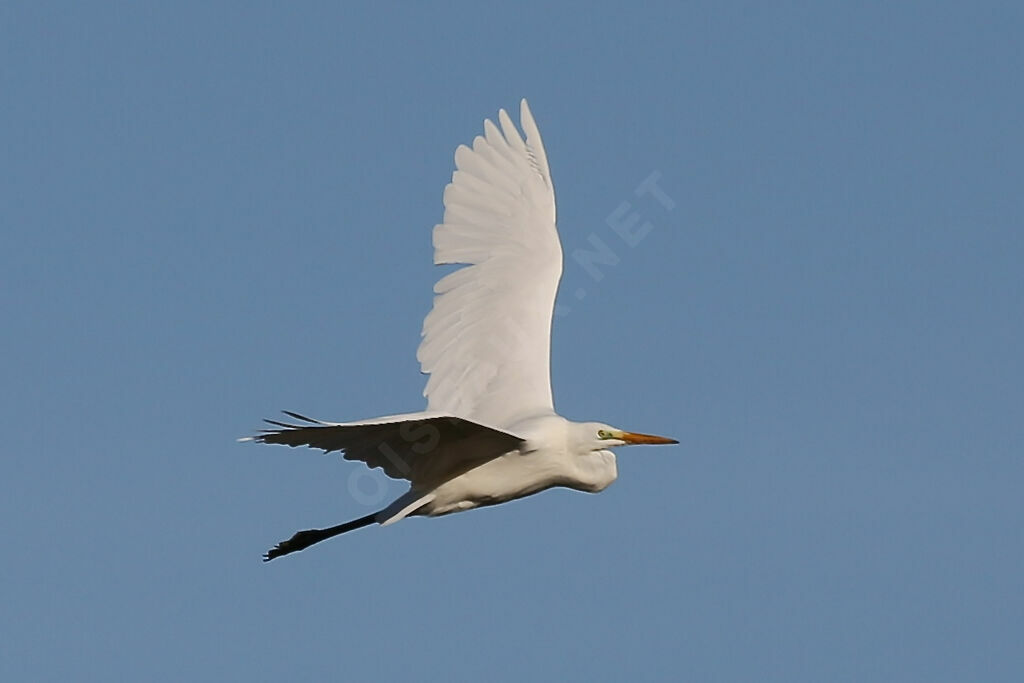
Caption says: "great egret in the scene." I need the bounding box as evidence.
[250,100,676,561]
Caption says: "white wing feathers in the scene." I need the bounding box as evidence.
[252,411,524,485]
[418,100,562,428]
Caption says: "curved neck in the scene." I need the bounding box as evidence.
[568,450,618,493]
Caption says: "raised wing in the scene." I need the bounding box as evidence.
[418,99,562,428]
[251,411,524,486]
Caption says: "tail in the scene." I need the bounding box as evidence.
[263,512,378,562]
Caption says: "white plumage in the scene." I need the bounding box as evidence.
[249,100,676,561]
[421,100,560,427]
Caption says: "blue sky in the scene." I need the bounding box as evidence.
[3,2,1022,681]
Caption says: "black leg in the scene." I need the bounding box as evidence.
[263,512,378,561]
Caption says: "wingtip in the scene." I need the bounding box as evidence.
[281,410,319,424]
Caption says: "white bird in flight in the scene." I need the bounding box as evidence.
[251,100,676,561]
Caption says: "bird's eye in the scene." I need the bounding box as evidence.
[597,429,611,439]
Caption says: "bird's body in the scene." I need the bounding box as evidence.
[418,415,619,517]
[250,101,675,561]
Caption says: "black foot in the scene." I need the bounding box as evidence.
[263,528,325,562]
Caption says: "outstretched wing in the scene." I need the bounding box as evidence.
[250,411,524,486]
[418,99,562,428]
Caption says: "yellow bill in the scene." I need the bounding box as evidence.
[618,431,678,445]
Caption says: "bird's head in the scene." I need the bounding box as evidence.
[576,421,678,452]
